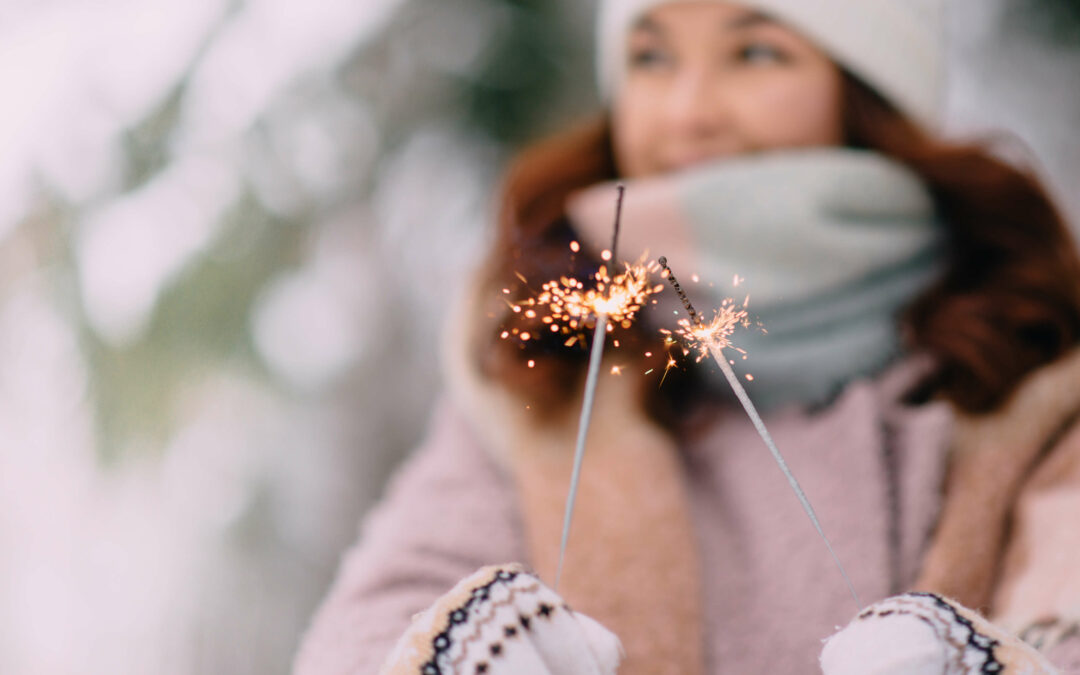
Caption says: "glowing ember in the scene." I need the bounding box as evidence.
[664,297,751,362]
[659,354,679,387]
[512,250,664,344]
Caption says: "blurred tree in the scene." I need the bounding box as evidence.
[72,0,599,462]
[462,0,597,144]
[2,1,601,673]
[1010,0,1080,43]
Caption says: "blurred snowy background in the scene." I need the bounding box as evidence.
[0,1,1077,673]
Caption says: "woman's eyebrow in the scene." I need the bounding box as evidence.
[726,11,774,30]
[630,15,662,35]
[632,10,773,36]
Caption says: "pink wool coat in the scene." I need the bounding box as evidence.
[295,286,1080,674]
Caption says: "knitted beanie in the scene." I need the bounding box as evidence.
[597,0,945,128]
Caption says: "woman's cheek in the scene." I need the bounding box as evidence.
[613,90,662,177]
[741,73,843,148]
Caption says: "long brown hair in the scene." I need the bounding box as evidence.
[477,74,1080,423]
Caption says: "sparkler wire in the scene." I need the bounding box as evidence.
[555,312,609,590]
[554,185,629,590]
[658,257,862,609]
[610,184,625,262]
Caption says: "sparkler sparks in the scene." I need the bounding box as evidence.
[500,245,662,352]
[502,185,660,352]
[523,258,663,337]
[657,256,862,609]
[664,298,751,362]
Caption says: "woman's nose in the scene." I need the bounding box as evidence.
[663,68,728,136]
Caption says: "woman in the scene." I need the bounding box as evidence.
[295,1,1080,673]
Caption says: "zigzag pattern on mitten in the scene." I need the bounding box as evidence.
[822,592,1060,675]
[380,564,623,675]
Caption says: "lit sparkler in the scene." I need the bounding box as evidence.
[658,256,862,609]
[526,256,662,339]
[519,185,663,590]
[663,296,751,364]
[500,254,660,348]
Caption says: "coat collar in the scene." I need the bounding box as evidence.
[914,347,1080,610]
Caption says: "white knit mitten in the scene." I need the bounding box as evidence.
[821,592,1060,675]
[380,564,623,675]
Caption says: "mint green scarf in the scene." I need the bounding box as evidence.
[679,149,944,409]
[570,149,945,410]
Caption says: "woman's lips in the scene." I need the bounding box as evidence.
[661,148,739,172]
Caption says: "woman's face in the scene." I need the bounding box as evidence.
[612,1,844,178]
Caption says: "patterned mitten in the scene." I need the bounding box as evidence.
[821,592,1059,675]
[380,564,623,675]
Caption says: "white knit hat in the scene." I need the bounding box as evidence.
[597,0,945,128]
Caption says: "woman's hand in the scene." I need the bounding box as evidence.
[820,592,1059,675]
[380,564,623,675]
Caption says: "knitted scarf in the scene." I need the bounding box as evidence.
[569,148,946,410]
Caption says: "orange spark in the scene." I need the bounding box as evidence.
[675,297,752,362]
[509,256,663,347]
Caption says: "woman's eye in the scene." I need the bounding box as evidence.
[628,46,671,69]
[737,42,788,65]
